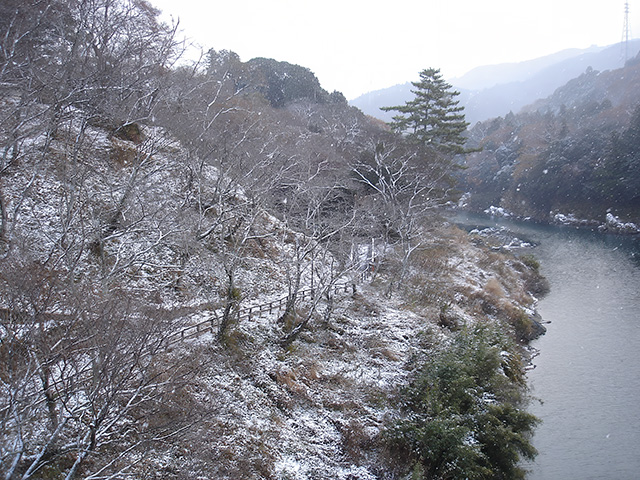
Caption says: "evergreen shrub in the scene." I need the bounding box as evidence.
[387,323,538,479]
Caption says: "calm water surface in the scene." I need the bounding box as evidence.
[452,212,640,480]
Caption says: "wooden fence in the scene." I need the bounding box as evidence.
[0,282,355,407]
[163,282,355,346]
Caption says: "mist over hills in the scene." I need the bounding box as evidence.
[350,38,640,229]
[451,45,606,90]
[458,51,640,228]
[351,40,640,125]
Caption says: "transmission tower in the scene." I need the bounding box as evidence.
[622,1,630,63]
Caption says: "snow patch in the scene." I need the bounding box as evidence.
[484,205,511,217]
[601,212,640,234]
[550,211,594,226]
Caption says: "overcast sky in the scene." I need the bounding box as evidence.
[151,0,639,99]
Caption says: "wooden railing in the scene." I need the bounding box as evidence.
[0,282,356,409]
[163,282,355,346]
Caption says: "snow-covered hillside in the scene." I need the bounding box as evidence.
[0,102,544,478]
[1,1,545,476]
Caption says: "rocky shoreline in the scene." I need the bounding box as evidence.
[480,205,640,235]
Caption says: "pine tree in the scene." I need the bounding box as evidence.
[382,68,470,154]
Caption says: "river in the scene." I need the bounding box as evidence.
[451,212,640,480]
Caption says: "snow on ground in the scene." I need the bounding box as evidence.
[0,106,543,478]
[156,277,435,478]
[484,205,512,217]
[150,224,542,479]
[551,211,593,226]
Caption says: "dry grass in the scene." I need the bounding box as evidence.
[274,361,320,398]
[477,251,510,277]
[364,335,402,361]
[336,418,378,460]
[349,293,380,316]
[483,277,505,299]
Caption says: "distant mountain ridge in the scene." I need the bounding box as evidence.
[450,45,606,91]
[351,40,640,125]
[458,53,640,228]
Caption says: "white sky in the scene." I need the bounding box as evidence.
[151,0,640,99]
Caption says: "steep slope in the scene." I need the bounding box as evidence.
[0,95,545,479]
[0,1,544,477]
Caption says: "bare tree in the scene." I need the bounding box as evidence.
[0,259,196,479]
[351,139,454,294]
[273,154,359,346]
[0,4,201,477]
[152,57,309,342]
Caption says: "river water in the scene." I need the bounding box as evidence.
[451,212,640,480]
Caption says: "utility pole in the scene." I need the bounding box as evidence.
[622,1,630,63]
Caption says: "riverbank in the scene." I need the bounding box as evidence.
[479,205,640,235]
[1,207,548,478]
[142,222,550,478]
[451,210,640,479]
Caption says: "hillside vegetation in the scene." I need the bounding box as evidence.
[1,1,544,479]
[460,57,640,229]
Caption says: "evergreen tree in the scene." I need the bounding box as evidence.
[382,68,470,154]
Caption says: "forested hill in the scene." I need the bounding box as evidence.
[1,1,544,479]
[459,53,640,231]
[351,40,640,125]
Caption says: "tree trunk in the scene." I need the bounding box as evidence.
[217,271,237,342]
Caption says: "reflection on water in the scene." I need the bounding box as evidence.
[450,212,640,480]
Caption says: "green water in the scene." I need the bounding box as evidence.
[451,212,640,480]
